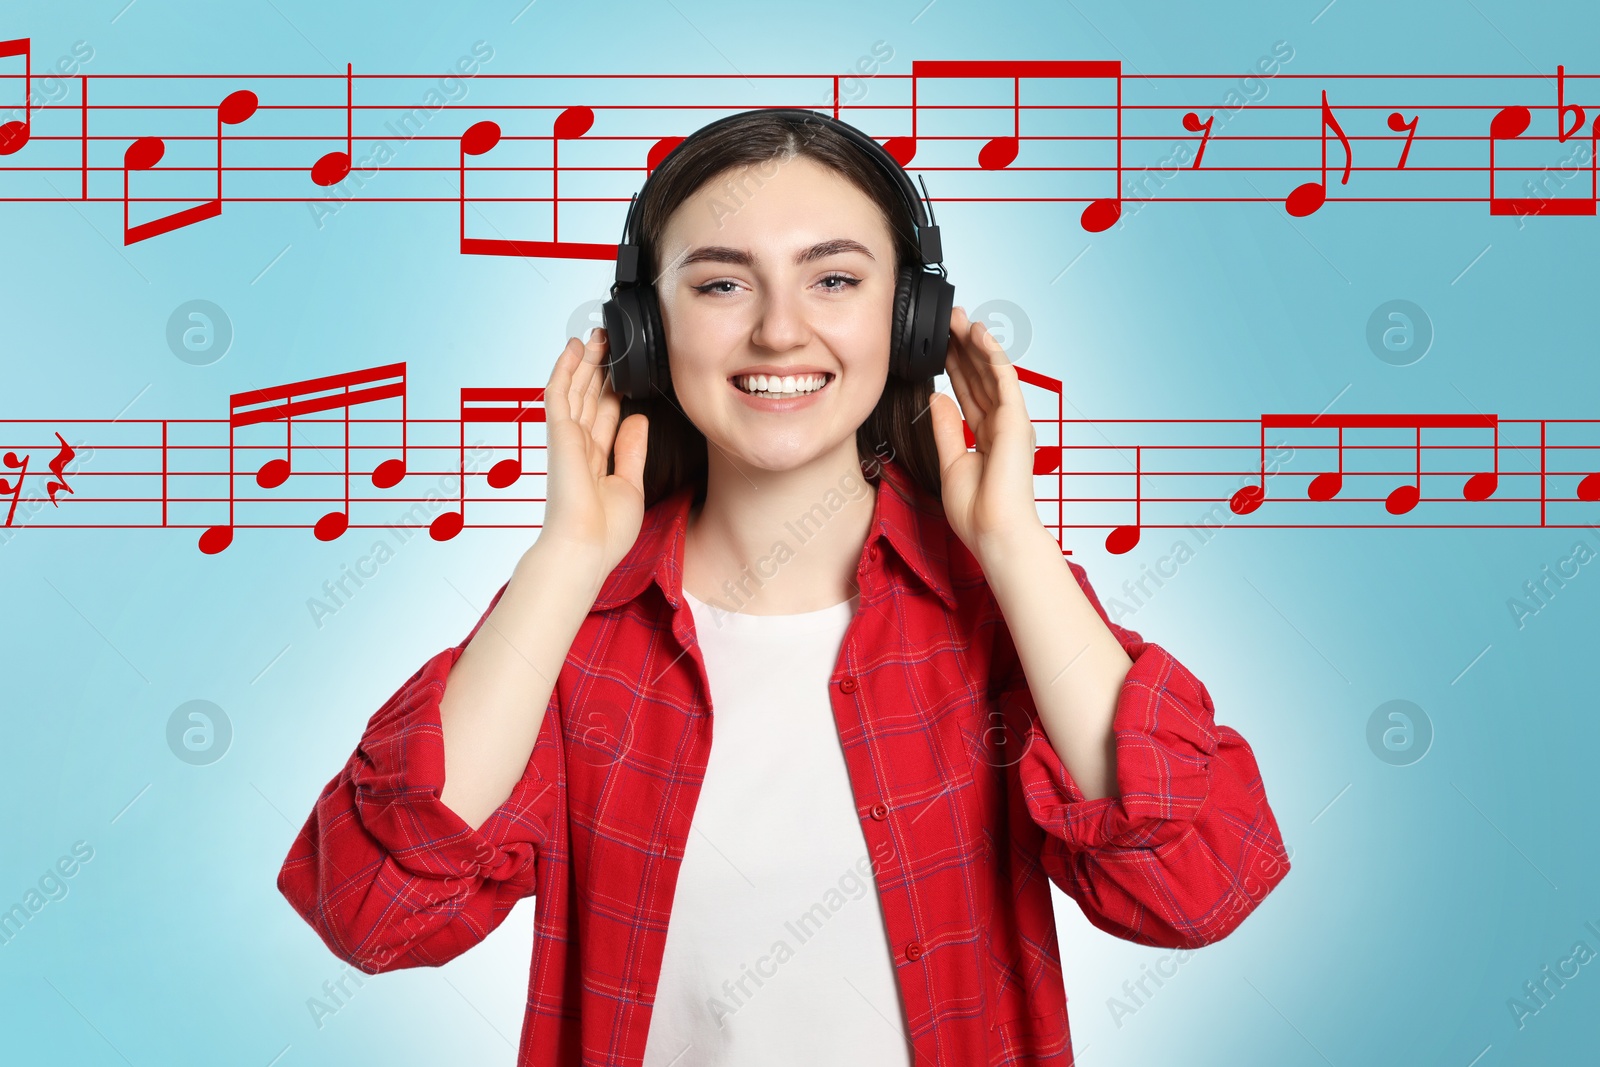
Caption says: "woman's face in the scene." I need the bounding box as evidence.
[654,153,898,474]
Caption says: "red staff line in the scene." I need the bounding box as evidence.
[7,161,1584,175]
[6,417,1592,428]
[0,195,1564,205]
[24,522,1600,532]
[15,102,1600,114]
[47,71,1600,79]
[4,131,1593,144]
[19,460,1598,473]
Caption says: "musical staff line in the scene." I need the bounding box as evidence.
[8,47,1600,251]
[4,361,1600,555]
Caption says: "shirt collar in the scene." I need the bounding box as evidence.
[590,455,958,614]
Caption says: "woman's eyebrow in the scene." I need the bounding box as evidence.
[678,238,876,268]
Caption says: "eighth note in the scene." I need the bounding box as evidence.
[1286,89,1352,217]
[123,88,259,244]
[1488,103,1599,217]
[458,108,616,260]
[310,63,355,186]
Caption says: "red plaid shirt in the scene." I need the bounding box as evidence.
[277,456,1290,1066]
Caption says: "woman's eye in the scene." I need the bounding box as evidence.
[691,274,860,296]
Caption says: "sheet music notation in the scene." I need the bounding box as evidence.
[5,39,1600,253]
[4,360,1598,556]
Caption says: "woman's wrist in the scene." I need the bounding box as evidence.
[517,534,612,605]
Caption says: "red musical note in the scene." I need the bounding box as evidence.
[1574,413,1600,502]
[648,135,685,174]
[1105,445,1141,555]
[199,363,408,554]
[1385,427,1428,515]
[881,60,1123,233]
[1489,103,1599,216]
[1286,90,1352,217]
[1182,111,1214,170]
[1387,111,1419,169]
[458,107,616,260]
[486,393,545,490]
[430,387,547,542]
[123,89,259,245]
[0,38,31,155]
[0,448,28,526]
[310,63,354,186]
[1462,419,1500,501]
[1306,426,1345,502]
[962,364,1062,474]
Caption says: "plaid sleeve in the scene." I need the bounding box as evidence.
[1000,561,1291,949]
[276,579,561,972]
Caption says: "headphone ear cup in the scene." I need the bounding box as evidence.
[908,273,955,381]
[889,266,917,381]
[601,285,662,400]
[638,283,666,394]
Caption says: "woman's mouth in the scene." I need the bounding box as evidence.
[729,371,834,400]
[729,369,838,406]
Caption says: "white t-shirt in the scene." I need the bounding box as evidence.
[639,588,915,1067]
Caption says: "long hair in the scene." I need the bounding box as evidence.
[609,108,946,513]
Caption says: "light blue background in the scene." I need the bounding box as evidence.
[2,1,1597,1064]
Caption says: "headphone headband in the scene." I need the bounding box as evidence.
[612,108,944,286]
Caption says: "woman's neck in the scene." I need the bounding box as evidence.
[682,451,877,615]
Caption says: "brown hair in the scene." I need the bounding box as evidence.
[609,108,946,512]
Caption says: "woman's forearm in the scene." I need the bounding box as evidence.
[437,539,606,831]
[978,524,1133,801]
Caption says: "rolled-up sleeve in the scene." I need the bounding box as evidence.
[1001,561,1291,949]
[277,579,561,972]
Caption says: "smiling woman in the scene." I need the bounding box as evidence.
[278,107,1290,1067]
[603,108,953,512]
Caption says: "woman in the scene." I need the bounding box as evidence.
[277,109,1291,1067]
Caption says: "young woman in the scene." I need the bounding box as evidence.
[278,109,1290,1067]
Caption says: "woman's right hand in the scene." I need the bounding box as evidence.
[534,327,649,589]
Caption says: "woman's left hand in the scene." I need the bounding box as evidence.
[929,305,1049,564]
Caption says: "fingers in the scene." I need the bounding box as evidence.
[950,306,1001,412]
[610,411,649,495]
[926,391,966,478]
[576,327,608,427]
[545,335,585,424]
[590,377,623,479]
[944,307,988,430]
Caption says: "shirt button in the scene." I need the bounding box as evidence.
[870,802,889,821]
[868,543,880,561]
[839,675,858,694]
[905,940,925,962]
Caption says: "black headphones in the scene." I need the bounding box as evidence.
[600,107,955,401]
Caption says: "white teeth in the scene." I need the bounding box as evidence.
[734,373,830,397]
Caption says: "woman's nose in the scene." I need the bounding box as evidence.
[749,287,811,350]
